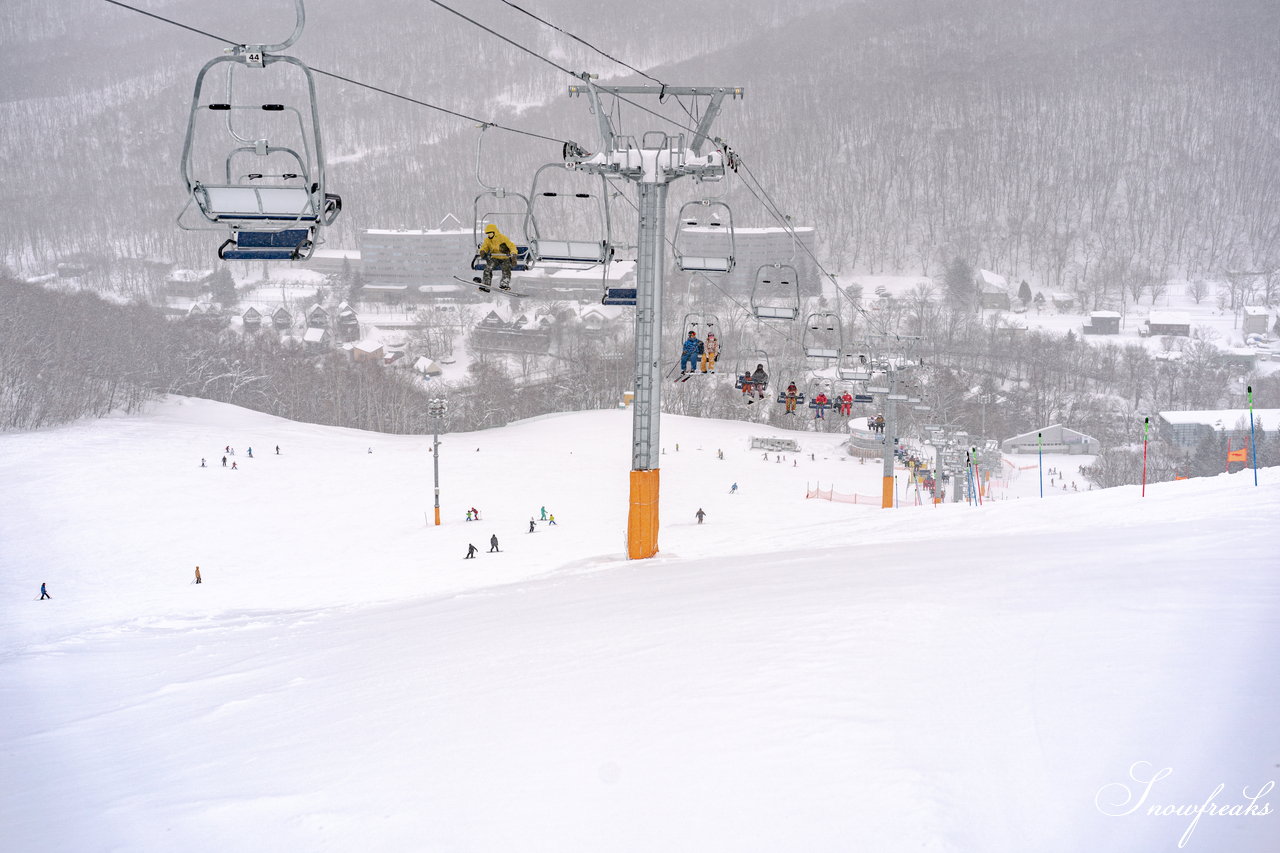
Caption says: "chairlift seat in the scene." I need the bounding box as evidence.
[678,256,734,274]
[471,246,535,272]
[219,228,312,260]
[535,240,608,265]
[602,288,637,306]
[854,394,874,404]
[754,305,799,321]
[806,347,840,360]
[776,391,807,404]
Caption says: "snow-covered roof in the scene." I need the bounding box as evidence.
[680,225,815,235]
[302,327,327,343]
[311,248,361,261]
[363,227,471,236]
[168,269,213,283]
[353,339,383,354]
[977,269,1007,288]
[1243,306,1269,317]
[1159,408,1280,428]
[1090,310,1121,318]
[413,356,443,375]
[1146,311,1190,325]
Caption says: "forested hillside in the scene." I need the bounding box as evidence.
[3,0,1278,296]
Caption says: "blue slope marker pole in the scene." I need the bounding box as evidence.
[1038,431,1044,498]
[1248,385,1258,487]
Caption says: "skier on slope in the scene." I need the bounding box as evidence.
[477,224,518,292]
[40,582,50,600]
[679,330,702,376]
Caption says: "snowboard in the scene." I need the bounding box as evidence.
[453,276,529,298]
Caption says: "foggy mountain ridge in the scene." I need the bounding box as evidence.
[2,0,1276,288]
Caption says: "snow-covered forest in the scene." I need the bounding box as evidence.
[3,0,1280,481]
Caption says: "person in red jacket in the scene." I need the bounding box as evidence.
[839,391,853,416]
[813,392,830,419]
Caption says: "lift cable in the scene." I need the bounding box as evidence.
[101,0,570,146]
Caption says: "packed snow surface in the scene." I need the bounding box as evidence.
[2,397,1277,852]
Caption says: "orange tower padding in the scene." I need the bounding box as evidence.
[628,468,661,559]
[881,475,894,508]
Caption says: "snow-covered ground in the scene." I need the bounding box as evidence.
[2,398,1277,852]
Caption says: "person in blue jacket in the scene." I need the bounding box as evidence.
[40,582,50,600]
[679,330,703,375]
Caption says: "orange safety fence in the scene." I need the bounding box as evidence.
[805,484,883,506]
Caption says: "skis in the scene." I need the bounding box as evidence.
[452,276,529,298]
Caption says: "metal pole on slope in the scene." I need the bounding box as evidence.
[568,81,742,559]
[1141,416,1149,497]
[1248,385,1258,487]
[428,397,447,525]
[1038,431,1044,498]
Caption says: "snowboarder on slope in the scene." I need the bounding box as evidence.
[540,506,547,520]
[548,514,556,525]
[194,566,202,584]
[465,544,478,559]
[477,223,518,291]
[489,534,500,553]
[695,508,706,524]
[529,518,537,533]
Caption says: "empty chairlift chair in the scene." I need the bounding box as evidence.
[750,264,801,320]
[803,312,843,367]
[179,0,341,261]
[673,200,735,275]
[526,163,613,268]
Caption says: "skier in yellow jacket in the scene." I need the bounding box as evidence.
[477,223,518,291]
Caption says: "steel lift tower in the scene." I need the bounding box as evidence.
[568,78,743,558]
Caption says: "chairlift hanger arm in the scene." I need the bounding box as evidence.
[232,0,306,56]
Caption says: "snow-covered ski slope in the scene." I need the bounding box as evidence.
[2,397,1277,852]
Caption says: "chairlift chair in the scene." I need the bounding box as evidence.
[472,192,536,273]
[673,200,735,274]
[179,0,341,261]
[733,349,770,391]
[750,264,801,320]
[525,163,613,267]
[837,349,874,380]
[803,312,843,365]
